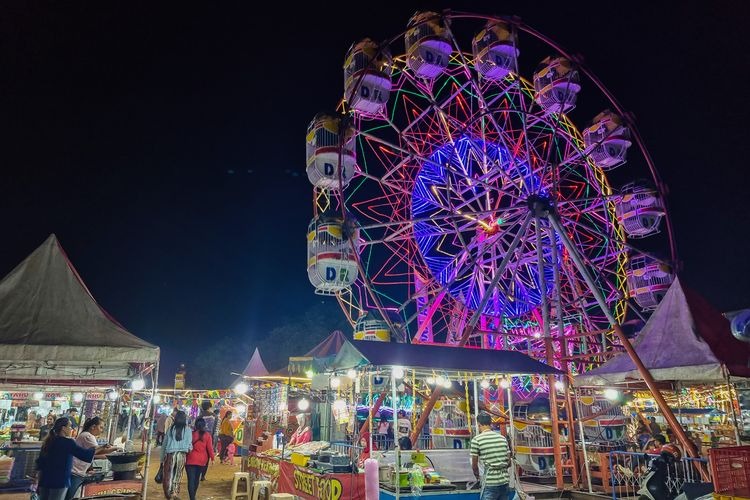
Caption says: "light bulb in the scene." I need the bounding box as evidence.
[330,377,341,389]
[435,376,445,386]
[426,377,435,385]
[33,392,44,401]
[108,391,119,401]
[298,398,310,411]
[305,370,314,378]
[152,394,161,404]
[234,382,248,394]
[333,399,347,411]
[442,379,452,389]
[347,369,357,379]
[554,380,565,391]
[480,379,490,389]
[604,388,619,401]
[500,378,510,389]
[72,393,84,403]
[392,366,404,379]
[131,378,145,391]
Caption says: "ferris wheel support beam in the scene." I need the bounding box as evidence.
[534,216,564,488]
[458,212,533,346]
[545,211,703,464]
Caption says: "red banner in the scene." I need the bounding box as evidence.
[247,453,364,500]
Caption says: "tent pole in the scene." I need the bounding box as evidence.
[547,214,702,466]
[392,368,400,500]
[725,368,742,445]
[142,358,159,500]
[368,370,373,454]
[473,377,480,435]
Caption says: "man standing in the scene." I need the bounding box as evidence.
[471,413,511,500]
[648,416,661,436]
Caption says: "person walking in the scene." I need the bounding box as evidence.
[185,417,214,500]
[470,413,511,500]
[34,417,95,500]
[67,417,117,499]
[156,412,168,446]
[217,411,235,463]
[198,402,216,480]
[161,410,192,500]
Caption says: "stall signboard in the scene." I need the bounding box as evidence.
[0,392,65,400]
[247,453,280,490]
[82,480,143,496]
[247,453,364,500]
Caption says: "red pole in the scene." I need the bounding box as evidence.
[410,387,443,447]
[359,390,387,436]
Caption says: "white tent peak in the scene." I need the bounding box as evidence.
[241,347,269,378]
[0,234,158,371]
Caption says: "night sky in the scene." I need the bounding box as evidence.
[1,1,748,383]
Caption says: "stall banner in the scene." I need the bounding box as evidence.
[0,392,64,400]
[247,453,364,500]
[247,453,280,490]
[82,480,143,496]
[279,462,364,500]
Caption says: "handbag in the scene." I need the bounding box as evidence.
[154,462,164,484]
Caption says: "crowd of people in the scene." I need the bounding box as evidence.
[155,401,236,500]
[634,416,705,457]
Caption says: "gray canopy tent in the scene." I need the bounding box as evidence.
[0,234,159,384]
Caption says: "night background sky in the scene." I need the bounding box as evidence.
[1,1,748,385]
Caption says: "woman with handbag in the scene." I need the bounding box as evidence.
[160,410,192,499]
[185,418,214,500]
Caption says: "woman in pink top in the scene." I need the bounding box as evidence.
[185,417,214,500]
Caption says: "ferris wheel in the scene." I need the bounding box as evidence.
[305,11,676,374]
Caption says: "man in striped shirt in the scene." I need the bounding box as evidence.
[471,413,511,500]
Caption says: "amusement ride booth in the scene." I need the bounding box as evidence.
[0,235,160,498]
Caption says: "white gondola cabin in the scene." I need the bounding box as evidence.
[353,315,391,342]
[472,20,518,81]
[344,39,392,116]
[307,216,359,294]
[533,56,580,114]
[616,183,665,238]
[626,256,673,310]
[405,11,452,79]
[583,111,632,170]
[306,113,356,190]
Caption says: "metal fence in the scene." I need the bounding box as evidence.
[607,451,709,499]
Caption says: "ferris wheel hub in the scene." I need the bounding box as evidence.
[527,194,553,217]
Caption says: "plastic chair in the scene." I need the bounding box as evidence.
[250,479,272,500]
[230,471,252,500]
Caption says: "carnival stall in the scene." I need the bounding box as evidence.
[0,235,161,497]
[575,279,750,447]
[246,337,562,500]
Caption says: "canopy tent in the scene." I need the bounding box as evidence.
[575,277,750,386]
[240,348,269,378]
[287,329,347,376]
[330,339,562,375]
[0,234,159,385]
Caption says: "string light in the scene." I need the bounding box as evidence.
[298,398,310,411]
[480,379,490,389]
[234,382,249,394]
